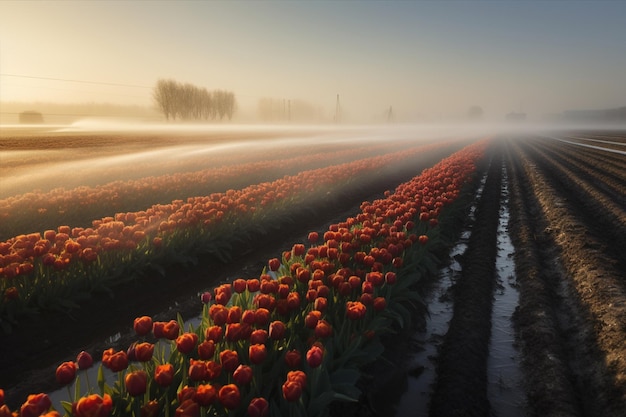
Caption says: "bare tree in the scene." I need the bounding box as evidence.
[153,79,236,122]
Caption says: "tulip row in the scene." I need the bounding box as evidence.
[0,138,490,417]
[0,140,462,331]
[0,140,408,241]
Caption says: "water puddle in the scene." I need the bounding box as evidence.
[392,171,488,416]
[487,162,524,416]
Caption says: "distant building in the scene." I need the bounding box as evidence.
[19,110,44,124]
[505,112,526,122]
[563,106,626,123]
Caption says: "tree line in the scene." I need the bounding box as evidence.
[153,79,236,121]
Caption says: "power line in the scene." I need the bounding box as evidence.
[0,73,152,89]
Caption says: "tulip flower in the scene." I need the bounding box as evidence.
[249,343,267,365]
[282,380,302,402]
[218,384,241,410]
[233,364,253,385]
[194,384,217,407]
[176,332,198,355]
[155,363,174,387]
[76,351,93,370]
[283,349,301,369]
[20,393,52,417]
[197,340,216,360]
[188,359,209,382]
[248,397,269,417]
[220,350,239,373]
[125,370,147,397]
[55,361,77,386]
[133,342,154,362]
[74,394,112,417]
[314,319,332,339]
[175,399,199,417]
[306,345,324,368]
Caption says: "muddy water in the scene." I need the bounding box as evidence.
[487,163,525,416]
[392,172,488,416]
[393,162,525,417]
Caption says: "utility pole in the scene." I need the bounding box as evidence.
[288,100,291,122]
[387,106,394,123]
[334,94,341,123]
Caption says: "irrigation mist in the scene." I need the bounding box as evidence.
[2,119,623,199]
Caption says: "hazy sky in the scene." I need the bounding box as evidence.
[1,0,625,122]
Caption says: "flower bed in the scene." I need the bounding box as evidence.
[0,140,462,331]
[0,140,403,240]
[0,139,489,417]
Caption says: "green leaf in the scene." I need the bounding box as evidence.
[61,400,73,415]
[333,391,360,403]
[97,364,105,395]
[307,391,335,417]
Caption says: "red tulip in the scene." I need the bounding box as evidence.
[269,320,286,340]
[314,319,332,339]
[346,301,367,320]
[220,349,240,372]
[305,310,322,329]
[76,351,93,370]
[247,397,269,417]
[188,359,209,382]
[268,257,280,271]
[233,364,253,385]
[20,393,52,417]
[247,278,261,292]
[282,380,302,402]
[373,297,387,312]
[255,308,270,326]
[205,325,223,342]
[209,304,229,326]
[287,370,307,387]
[134,342,154,362]
[140,400,159,417]
[249,343,267,365]
[198,340,216,360]
[233,278,247,293]
[206,360,222,380]
[218,384,241,410]
[284,349,302,369]
[56,361,77,385]
[175,399,199,417]
[125,370,147,396]
[74,394,112,417]
[176,332,198,355]
[155,364,174,387]
[194,384,217,407]
[308,231,319,244]
[102,349,128,373]
[306,345,324,368]
[3,287,18,301]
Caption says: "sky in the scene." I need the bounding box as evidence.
[1,0,625,123]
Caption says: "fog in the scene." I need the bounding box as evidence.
[2,119,625,201]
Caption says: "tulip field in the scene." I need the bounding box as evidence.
[1,126,625,417]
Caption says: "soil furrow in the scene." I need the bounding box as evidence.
[522,138,626,273]
[512,138,626,416]
[536,136,626,200]
[428,149,502,417]
[505,138,582,417]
